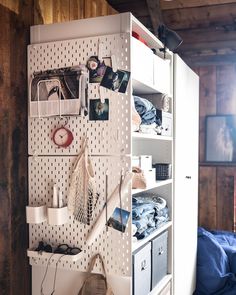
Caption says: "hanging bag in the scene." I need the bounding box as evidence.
[68,138,98,225]
[78,254,114,295]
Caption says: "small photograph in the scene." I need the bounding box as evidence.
[87,56,111,83]
[107,207,130,233]
[100,66,125,92]
[119,70,131,93]
[89,98,109,121]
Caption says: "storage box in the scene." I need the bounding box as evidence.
[156,109,172,137]
[132,155,152,170]
[26,205,47,224]
[47,206,69,225]
[143,168,156,186]
[153,163,172,180]
[151,231,168,288]
[133,242,151,295]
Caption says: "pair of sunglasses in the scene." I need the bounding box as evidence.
[35,241,81,256]
[54,244,81,255]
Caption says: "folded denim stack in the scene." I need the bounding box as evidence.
[132,195,169,240]
[133,96,161,135]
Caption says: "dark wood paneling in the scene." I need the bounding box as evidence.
[216,64,236,114]
[199,167,217,229]
[198,66,216,162]
[198,64,236,231]
[0,1,33,294]
[160,0,236,10]
[163,3,236,30]
[216,168,235,230]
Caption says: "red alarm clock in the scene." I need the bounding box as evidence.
[52,126,74,148]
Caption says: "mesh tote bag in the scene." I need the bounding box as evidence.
[68,138,98,225]
[78,254,114,295]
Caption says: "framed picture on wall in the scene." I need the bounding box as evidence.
[205,115,236,163]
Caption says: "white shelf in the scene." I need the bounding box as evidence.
[27,249,83,262]
[132,221,172,252]
[133,78,162,95]
[132,179,172,195]
[149,274,172,295]
[132,132,172,141]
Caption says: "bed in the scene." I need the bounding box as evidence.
[194,227,236,295]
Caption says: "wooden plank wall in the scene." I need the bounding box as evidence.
[0,1,116,294]
[196,64,236,231]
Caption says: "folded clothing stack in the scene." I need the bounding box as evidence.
[132,195,169,240]
[133,96,161,135]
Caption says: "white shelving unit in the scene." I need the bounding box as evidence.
[28,12,198,295]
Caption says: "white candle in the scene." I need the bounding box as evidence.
[58,190,63,208]
[53,183,58,208]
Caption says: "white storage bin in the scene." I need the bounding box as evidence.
[153,55,171,95]
[131,37,154,87]
[26,205,47,224]
[47,206,69,226]
[143,168,156,186]
[132,155,152,170]
[156,110,172,137]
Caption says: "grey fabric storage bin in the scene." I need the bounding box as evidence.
[151,231,168,288]
[133,242,151,295]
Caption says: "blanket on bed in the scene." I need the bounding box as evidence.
[194,227,236,295]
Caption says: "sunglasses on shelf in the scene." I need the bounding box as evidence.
[35,241,81,255]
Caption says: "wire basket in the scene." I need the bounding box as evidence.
[153,163,172,180]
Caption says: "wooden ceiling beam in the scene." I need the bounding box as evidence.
[160,0,236,10]
[163,3,236,30]
[181,52,236,67]
[146,0,163,33]
[179,39,236,53]
[177,26,236,44]
[106,0,149,16]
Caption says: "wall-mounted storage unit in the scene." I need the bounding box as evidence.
[27,12,199,295]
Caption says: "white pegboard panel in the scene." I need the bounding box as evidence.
[28,33,131,156]
[28,155,131,277]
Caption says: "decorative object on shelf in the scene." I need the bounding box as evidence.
[52,123,74,148]
[47,206,69,226]
[156,109,172,137]
[100,66,130,93]
[78,253,114,295]
[86,171,132,245]
[87,56,111,83]
[107,172,130,233]
[31,65,85,101]
[29,64,89,117]
[205,115,236,163]
[26,205,47,224]
[153,163,172,180]
[89,98,109,121]
[160,94,170,112]
[132,167,147,189]
[68,137,99,225]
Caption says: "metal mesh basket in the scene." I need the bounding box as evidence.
[153,163,172,180]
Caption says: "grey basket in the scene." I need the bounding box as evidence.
[153,163,171,180]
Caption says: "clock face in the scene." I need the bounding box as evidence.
[52,127,74,148]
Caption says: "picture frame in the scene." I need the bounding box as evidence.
[205,115,236,163]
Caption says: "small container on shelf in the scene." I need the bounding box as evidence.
[143,168,156,186]
[26,205,47,224]
[47,206,69,226]
[153,163,172,180]
[132,155,152,170]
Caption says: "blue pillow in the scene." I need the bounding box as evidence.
[195,228,230,294]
